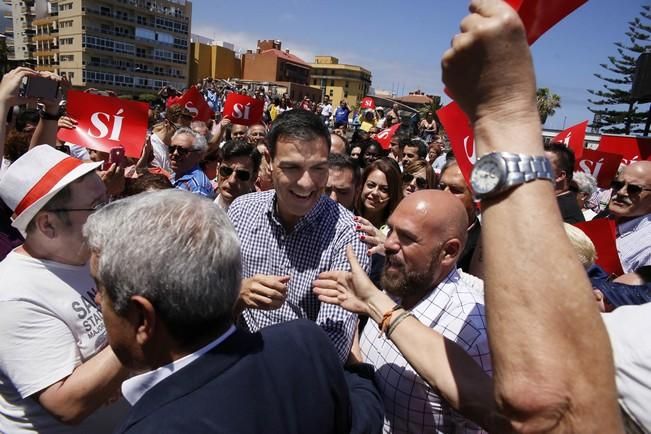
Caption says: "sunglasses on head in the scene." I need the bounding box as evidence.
[611,180,651,196]
[219,165,252,181]
[169,145,198,157]
[403,173,428,189]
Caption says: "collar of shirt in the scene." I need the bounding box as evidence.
[121,325,236,406]
[265,191,327,233]
[617,214,651,237]
[172,164,202,184]
[214,193,230,211]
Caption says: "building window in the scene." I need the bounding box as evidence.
[345,81,349,88]
[59,2,72,10]
[329,90,334,96]
[344,92,348,98]
[59,20,73,28]
[60,37,74,45]
[313,79,316,85]
[330,80,334,86]
[60,54,74,62]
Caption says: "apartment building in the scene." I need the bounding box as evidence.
[5,0,36,62]
[7,0,192,94]
[309,56,372,108]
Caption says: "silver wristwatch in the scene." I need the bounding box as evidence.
[470,152,554,200]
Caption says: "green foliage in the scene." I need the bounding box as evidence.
[536,88,561,124]
[588,4,651,134]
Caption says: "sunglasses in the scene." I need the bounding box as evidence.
[169,145,199,157]
[611,180,651,196]
[403,173,429,189]
[219,165,252,181]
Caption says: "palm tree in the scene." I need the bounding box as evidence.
[536,88,562,125]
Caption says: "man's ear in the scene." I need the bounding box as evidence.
[441,238,463,268]
[33,212,57,239]
[130,295,157,346]
[557,170,567,184]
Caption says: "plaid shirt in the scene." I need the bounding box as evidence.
[361,268,491,434]
[228,190,370,362]
[617,214,651,273]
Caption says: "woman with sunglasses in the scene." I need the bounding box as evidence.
[354,158,403,257]
[402,160,437,197]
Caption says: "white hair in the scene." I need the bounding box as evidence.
[563,223,597,269]
[572,171,597,195]
[172,127,208,152]
[83,189,241,340]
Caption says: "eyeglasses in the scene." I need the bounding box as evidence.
[48,202,107,213]
[611,180,651,195]
[219,165,252,181]
[169,145,199,157]
[403,173,428,189]
[438,182,465,195]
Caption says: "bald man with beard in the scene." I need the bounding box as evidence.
[358,190,490,433]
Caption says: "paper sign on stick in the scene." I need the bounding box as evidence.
[574,219,624,276]
[372,123,401,151]
[168,86,214,123]
[223,93,264,126]
[360,97,376,110]
[57,90,148,158]
[575,149,623,189]
[552,120,588,159]
[598,134,651,166]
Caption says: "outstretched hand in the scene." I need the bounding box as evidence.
[313,245,381,315]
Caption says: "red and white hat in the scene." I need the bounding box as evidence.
[0,145,102,235]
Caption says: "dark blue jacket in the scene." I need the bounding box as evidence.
[116,319,383,434]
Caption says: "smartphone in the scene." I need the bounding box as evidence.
[19,76,61,100]
[102,146,125,171]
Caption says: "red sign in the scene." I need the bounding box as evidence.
[575,149,623,189]
[574,219,624,276]
[505,0,588,45]
[598,134,651,166]
[360,97,376,110]
[57,90,148,159]
[552,120,588,159]
[371,123,401,151]
[223,93,264,126]
[437,102,475,184]
[168,86,214,123]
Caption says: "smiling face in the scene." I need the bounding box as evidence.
[361,169,390,214]
[271,136,329,228]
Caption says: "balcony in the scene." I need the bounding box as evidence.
[35,48,58,57]
[84,7,135,23]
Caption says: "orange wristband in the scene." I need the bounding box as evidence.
[379,304,403,336]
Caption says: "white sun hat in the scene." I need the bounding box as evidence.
[0,145,102,235]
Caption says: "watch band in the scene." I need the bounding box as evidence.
[38,107,61,121]
[501,152,554,185]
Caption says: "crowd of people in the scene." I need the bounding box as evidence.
[0,0,650,433]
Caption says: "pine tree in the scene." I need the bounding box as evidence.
[587,4,651,135]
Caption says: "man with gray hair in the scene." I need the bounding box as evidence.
[170,127,215,198]
[85,190,383,433]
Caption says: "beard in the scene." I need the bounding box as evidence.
[381,255,436,299]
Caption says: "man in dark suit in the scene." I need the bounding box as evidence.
[84,189,383,434]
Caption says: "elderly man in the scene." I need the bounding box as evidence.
[228,109,369,362]
[544,142,585,223]
[214,140,261,211]
[607,161,651,273]
[316,190,489,433]
[170,127,214,198]
[86,190,383,434]
[0,146,129,433]
[230,124,248,141]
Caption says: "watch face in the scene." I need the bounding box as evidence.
[471,157,503,194]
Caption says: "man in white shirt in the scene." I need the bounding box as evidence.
[0,146,129,433]
[608,161,651,272]
[320,96,333,126]
[359,191,490,433]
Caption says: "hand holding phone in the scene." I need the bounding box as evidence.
[18,75,61,100]
[102,146,126,171]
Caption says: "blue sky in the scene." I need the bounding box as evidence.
[192,0,650,129]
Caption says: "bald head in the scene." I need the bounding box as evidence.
[609,161,651,219]
[398,190,468,244]
[330,133,347,155]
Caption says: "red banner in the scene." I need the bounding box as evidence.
[505,0,588,45]
[552,120,588,159]
[167,86,214,123]
[574,219,624,276]
[437,102,475,184]
[57,90,148,158]
[371,123,401,151]
[222,93,264,126]
[597,134,651,166]
[360,97,376,110]
[575,149,623,189]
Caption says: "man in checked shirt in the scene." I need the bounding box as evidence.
[228,109,370,362]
